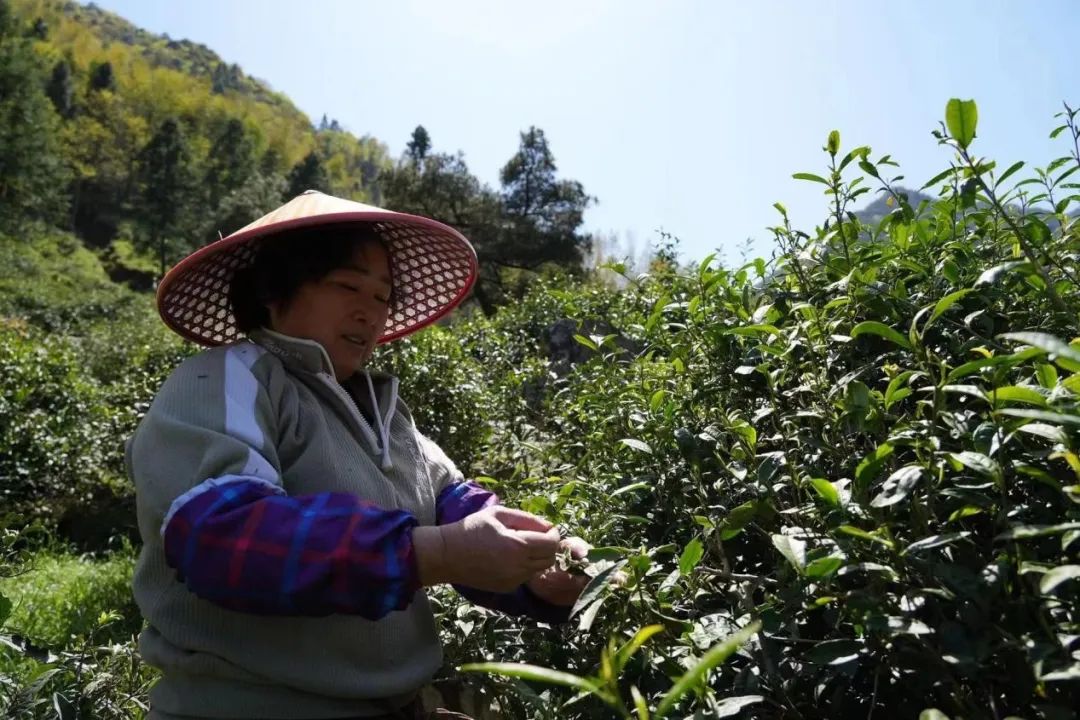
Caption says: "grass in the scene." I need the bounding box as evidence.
[0,547,140,648]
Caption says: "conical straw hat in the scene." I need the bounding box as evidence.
[157,190,478,346]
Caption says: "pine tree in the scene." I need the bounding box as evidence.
[285,151,329,198]
[46,59,74,118]
[137,117,197,277]
[88,61,115,92]
[0,0,70,231]
[405,125,431,164]
[204,117,256,208]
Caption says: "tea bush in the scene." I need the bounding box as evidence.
[1,99,1078,718]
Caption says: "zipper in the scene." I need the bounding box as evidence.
[313,371,383,458]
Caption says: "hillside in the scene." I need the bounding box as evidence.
[6,0,391,269]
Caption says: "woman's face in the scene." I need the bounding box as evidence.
[268,240,392,380]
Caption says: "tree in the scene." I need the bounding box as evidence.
[0,0,70,232]
[405,125,431,164]
[204,117,256,209]
[137,117,197,277]
[46,59,74,119]
[203,171,286,243]
[88,61,115,92]
[499,126,593,269]
[381,126,592,314]
[285,151,329,199]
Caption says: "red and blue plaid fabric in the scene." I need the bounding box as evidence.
[162,477,568,623]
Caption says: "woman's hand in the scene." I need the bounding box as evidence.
[414,506,560,592]
[526,536,591,607]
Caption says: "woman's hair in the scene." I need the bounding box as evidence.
[229,223,391,333]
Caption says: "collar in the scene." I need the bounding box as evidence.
[246,328,400,470]
[248,327,336,377]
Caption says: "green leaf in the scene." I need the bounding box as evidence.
[995,160,1025,188]
[855,442,895,487]
[920,710,951,720]
[902,532,971,556]
[611,482,651,497]
[793,172,829,185]
[948,505,984,522]
[885,370,922,410]
[615,625,665,671]
[997,409,1080,426]
[719,500,759,540]
[1041,665,1080,682]
[805,555,843,578]
[654,620,761,718]
[837,525,895,549]
[945,98,978,148]
[1039,565,1080,594]
[1035,363,1059,389]
[459,662,605,696]
[620,438,653,454]
[570,561,627,618]
[827,130,840,155]
[631,686,649,720]
[1016,422,1068,444]
[871,465,924,508]
[921,167,958,190]
[809,478,841,507]
[724,324,781,337]
[1000,332,1080,367]
[0,592,9,627]
[838,562,898,580]
[679,538,704,576]
[578,596,606,632]
[988,385,1048,407]
[573,334,599,352]
[697,252,717,279]
[714,696,765,718]
[996,522,1080,540]
[975,261,1032,287]
[851,321,913,350]
[929,289,973,326]
[771,534,806,574]
[950,451,1003,484]
[649,389,666,412]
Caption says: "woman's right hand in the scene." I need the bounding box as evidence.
[413,506,560,591]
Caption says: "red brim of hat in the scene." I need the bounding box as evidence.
[157,198,478,347]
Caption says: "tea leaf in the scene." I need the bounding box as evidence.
[851,321,913,350]
[771,534,806,574]
[1039,564,1080,594]
[679,537,704,576]
[945,98,978,148]
[655,620,761,718]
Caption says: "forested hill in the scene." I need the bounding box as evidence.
[2,0,389,272]
[2,0,596,310]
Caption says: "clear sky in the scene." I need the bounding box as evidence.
[90,0,1080,264]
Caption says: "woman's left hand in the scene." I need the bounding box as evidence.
[526,536,591,607]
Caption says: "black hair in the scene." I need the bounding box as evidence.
[229,223,392,333]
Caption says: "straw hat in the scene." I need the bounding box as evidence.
[157,190,478,346]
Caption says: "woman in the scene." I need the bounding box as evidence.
[128,190,590,720]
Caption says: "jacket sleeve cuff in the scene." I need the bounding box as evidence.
[452,582,572,625]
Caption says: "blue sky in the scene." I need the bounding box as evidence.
[92,0,1080,264]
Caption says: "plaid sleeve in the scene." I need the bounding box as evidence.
[435,481,571,625]
[162,475,420,620]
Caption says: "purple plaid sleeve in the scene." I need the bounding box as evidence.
[162,476,420,620]
[435,481,571,625]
